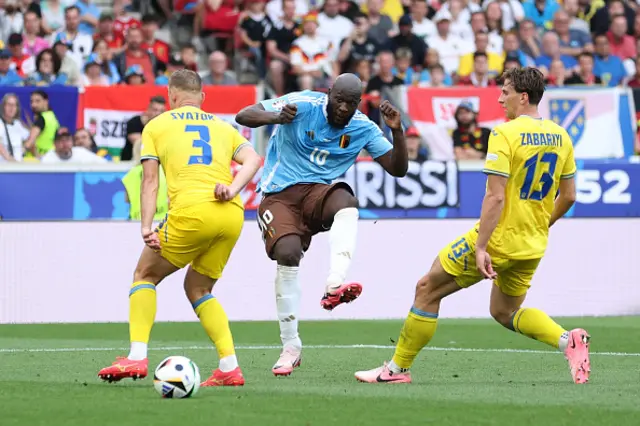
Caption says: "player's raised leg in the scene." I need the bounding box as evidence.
[98,246,178,382]
[317,185,363,311]
[489,278,591,384]
[355,256,461,383]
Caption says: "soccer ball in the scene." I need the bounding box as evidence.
[153,356,201,399]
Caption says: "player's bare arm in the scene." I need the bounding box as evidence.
[549,177,577,227]
[476,174,507,279]
[373,100,409,177]
[215,145,262,201]
[141,158,161,251]
[235,103,297,128]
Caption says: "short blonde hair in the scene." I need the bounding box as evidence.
[169,69,202,93]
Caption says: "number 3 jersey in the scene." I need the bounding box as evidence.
[141,105,251,210]
[483,115,577,259]
[258,90,393,194]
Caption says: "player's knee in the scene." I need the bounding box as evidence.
[272,238,303,267]
[133,266,162,285]
[490,305,514,328]
[323,188,358,219]
[414,275,437,305]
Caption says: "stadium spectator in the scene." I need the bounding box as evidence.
[422,63,447,87]
[52,39,81,86]
[575,0,604,27]
[0,49,23,86]
[522,0,560,30]
[387,15,427,67]
[365,50,403,119]
[180,44,198,72]
[318,0,355,49]
[82,55,110,86]
[195,0,241,53]
[501,31,534,67]
[73,127,98,153]
[75,0,101,35]
[361,0,405,23]
[54,6,93,70]
[607,14,636,60]
[502,51,522,72]
[1,1,25,43]
[239,0,273,79]
[552,10,592,57]
[484,1,504,34]
[590,0,634,36]
[140,14,170,65]
[90,39,121,84]
[155,56,187,85]
[458,31,503,78]
[408,0,436,40]
[18,0,41,17]
[566,52,601,86]
[266,0,309,23]
[518,18,541,59]
[485,0,524,32]
[41,0,68,35]
[113,26,159,84]
[545,58,567,86]
[427,11,470,76]
[174,0,200,47]
[41,127,107,163]
[469,11,502,53]
[445,0,473,40]
[121,96,166,161]
[22,10,50,57]
[627,56,640,88]
[593,33,627,87]
[201,50,238,85]
[290,13,336,91]
[123,64,146,85]
[392,47,415,84]
[421,48,453,85]
[112,0,141,42]
[266,0,297,96]
[25,48,69,85]
[7,33,32,77]
[439,0,481,29]
[94,14,125,54]
[535,31,577,76]
[24,90,60,158]
[405,126,428,162]
[452,100,489,160]
[0,93,29,162]
[364,0,395,46]
[562,0,590,34]
[353,58,371,86]
[457,52,498,86]
[338,12,380,74]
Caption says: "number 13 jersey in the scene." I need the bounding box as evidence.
[141,105,251,211]
[483,115,577,259]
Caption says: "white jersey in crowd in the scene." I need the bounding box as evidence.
[41,147,107,164]
[290,35,336,76]
[0,120,29,163]
[317,12,354,51]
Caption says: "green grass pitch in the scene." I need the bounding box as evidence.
[1,317,639,426]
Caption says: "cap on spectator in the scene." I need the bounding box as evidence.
[99,13,114,22]
[85,53,102,66]
[55,127,72,141]
[406,126,420,137]
[505,51,521,65]
[8,33,23,46]
[302,12,319,23]
[434,11,452,23]
[398,15,412,27]
[125,64,145,81]
[457,100,476,113]
[0,49,11,59]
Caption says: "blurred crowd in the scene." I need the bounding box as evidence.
[2,0,640,163]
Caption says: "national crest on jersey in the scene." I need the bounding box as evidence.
[258,91,393,194]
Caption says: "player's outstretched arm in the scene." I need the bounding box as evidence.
[549,177,577,228]
[373,101,409,177]
[235,103,297,128]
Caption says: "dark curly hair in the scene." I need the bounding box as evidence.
[502,67,546,106]
[35,48,62,75]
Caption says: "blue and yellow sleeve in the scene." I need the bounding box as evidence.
[560,137,577,180]
[140,124,158,161]
[483,128,511,178]
[230,126,251,160]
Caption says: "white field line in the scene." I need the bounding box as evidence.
[0,344,638,357]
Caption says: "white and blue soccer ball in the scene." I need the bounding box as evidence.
[153,356,201,399]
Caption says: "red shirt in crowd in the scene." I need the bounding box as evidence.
[606,31,637,60]
[94,33,124,51]
[113,16,141,41]
[142,39,170,64]
[11,55,31,77]
[125,50,155,83]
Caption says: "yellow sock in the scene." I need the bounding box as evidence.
[129,281,157,344]
[511,308,566,348]
[193,294,236,359]
[391,307,438,370]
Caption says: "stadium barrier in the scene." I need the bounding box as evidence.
[1,219,638,324]
[1,159,639,220]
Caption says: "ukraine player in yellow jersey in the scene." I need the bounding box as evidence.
[98,70,262,387]
[355,67,591,385]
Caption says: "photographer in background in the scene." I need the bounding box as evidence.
[121,95,166,161]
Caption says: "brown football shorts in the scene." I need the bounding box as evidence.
[256,182,353,259]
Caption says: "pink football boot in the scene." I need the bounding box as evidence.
[354,362,412,384]
[564,328,591,384]
[320,282,363,311]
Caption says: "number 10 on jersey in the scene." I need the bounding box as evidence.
[310,148,330,166]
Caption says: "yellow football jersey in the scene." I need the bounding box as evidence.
[482,115,576,259]
[140,105,251,211]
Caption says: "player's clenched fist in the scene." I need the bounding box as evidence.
[380,100,402,130]
[278,104,297,124]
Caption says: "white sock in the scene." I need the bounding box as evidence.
[128,341,148,360]
[326,207,359,292]
[388,360,407,374]
[558,331,570,352]
[219,355,239,372]
[275,265,302,350]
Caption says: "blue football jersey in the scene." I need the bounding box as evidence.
[258,91,393,194]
